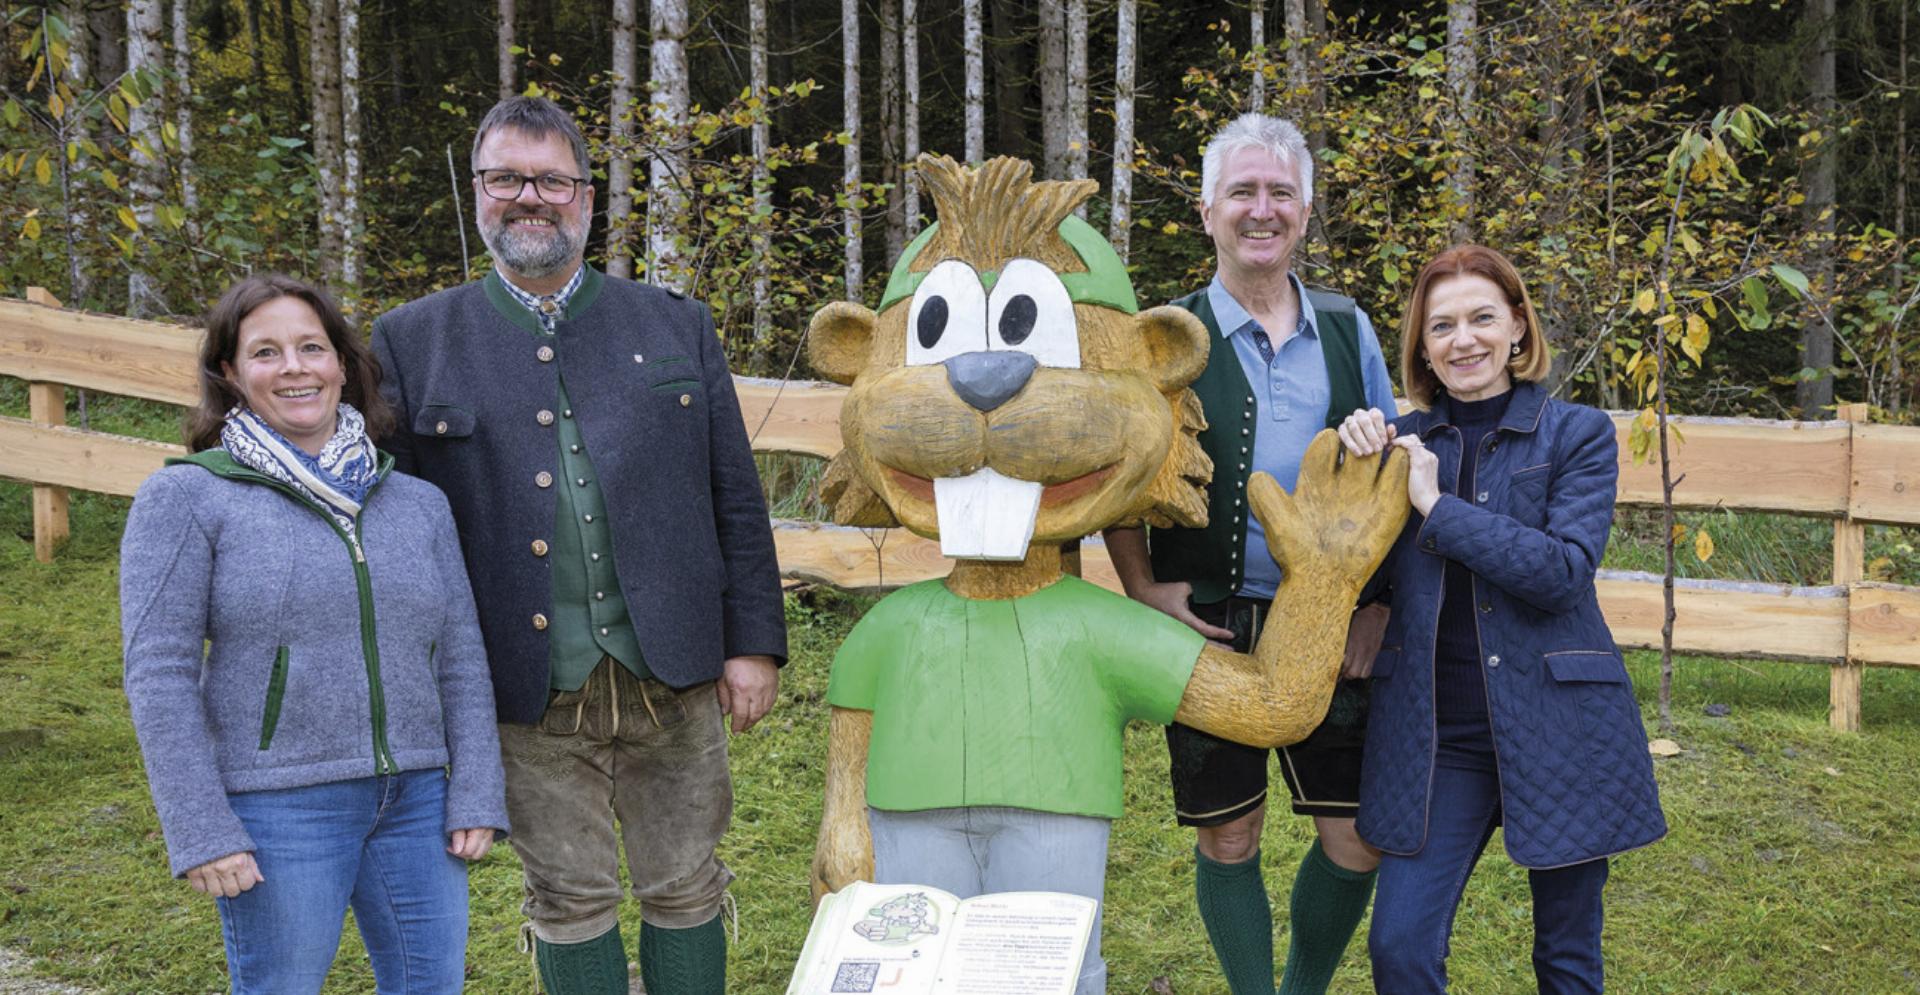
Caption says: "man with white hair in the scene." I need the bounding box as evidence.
[1105,112,1397,995]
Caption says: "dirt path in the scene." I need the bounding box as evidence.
[0,950,89,995]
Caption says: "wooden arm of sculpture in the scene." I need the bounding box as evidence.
[812,706,875,904]
[1175,430,1410,749]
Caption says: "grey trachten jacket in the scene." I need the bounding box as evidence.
[120,450,509,877]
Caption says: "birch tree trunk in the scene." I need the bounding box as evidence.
[1305,0,1326,153]
[750,0,771,342]
[842,0,863,299]
[1249,2,1265,113]
[1039,0,1068,178]
[60,1,94,306]
[649,0,690,290]
[1066,0,1087,188]
[607,0,638,279]
[903,0,922,233]
[498,0,516,99]
[1445,0,1477,242]
[1798,0,1837,417]
[965,0,984,164]
[1110,0,1136,263]
[127,0,165,316]
[1283,0,1306,101]
[880,0,905,260]
[308,0,345,285]
[91,0,127,85]
[170,0,198,221]
[338,0,362,288]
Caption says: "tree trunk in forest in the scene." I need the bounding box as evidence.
[308,0,345,286]
[880,0,905,260]
[91,1,126,88]
[649,0,690,291]
[61,1,94,307]
[750,0,771,343]
[1284,0,1307,101]
[607,0,638,279]
[903,0,922,234]
[244,0,268,96]
[1305,0,1325,153]
[1249,2,1266,113]
[498,0,516,99]
[1445,0,1477,242]
[171,0,199,225]
[278,0,306,125]
[338,0,362,289]
[965,0,984,163]
[1039,0,1067,178]
[1066,0,1087,190]
[843,0,863,299]
[988,0,1028,160]
[1110,0,1135,262]
[1798,0,1836,418]
[1894,0,1908,414]
[127,0,166,316]
[1538,54,1586,395]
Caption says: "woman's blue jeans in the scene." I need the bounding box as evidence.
[216,769,470,995]
[1367,745,1610,994]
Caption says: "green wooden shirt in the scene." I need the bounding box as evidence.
[826,576,1204,819]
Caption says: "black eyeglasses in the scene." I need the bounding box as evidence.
[474,169,589,205]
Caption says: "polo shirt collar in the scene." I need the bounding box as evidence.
[1206,271,1317,342]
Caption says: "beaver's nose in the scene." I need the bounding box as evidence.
[943,351,1037,412]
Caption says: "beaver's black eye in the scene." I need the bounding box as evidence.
[918,296,949,350]
[998,296,1036,345]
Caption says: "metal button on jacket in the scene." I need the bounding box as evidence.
[537,409,556,426]
[1477,491,1489,503]
[535,471,554,488]
[1487,654,1501,668]
[531,613,549,631]
[537,345,555,363]
[435,420,448,435]
[679,394,692,407]
[531,539,549,556]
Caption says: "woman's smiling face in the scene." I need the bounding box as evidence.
[1418,273,1525,403]
[222,295,345,454]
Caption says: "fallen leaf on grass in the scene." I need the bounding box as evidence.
[1824,766,1842,777]
[1649,739,1682,757]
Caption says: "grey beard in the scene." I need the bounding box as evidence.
[480,216,586,279]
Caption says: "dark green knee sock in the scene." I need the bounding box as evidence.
[535,926,629,995]
[639,915,726,995]
[1195,847,1276,995]
[1277,841,1378,995]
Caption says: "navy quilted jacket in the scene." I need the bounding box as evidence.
[1356,381,1667,868]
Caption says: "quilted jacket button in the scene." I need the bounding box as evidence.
[435,420,448,435]
[1476,491,1489,503]
[1487,654,1501,668]
[537,345,555,363]
[531,613,549,631]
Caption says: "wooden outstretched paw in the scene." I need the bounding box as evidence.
[1249,429,1411,589]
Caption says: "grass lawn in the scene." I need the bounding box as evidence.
[1,481,1918,994]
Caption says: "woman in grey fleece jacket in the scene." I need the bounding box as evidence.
[120,275,508,995]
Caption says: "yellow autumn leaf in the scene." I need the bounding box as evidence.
[23,217,41,240]
[34,153,50,185]
[1634,288,1655,314]
[1161,221,1179,235]
[1636,407,1657,432]
[1682,313,1710,364]
[1670,523,1689,544]
[1694,528,1714,562]
[117,205,138,231]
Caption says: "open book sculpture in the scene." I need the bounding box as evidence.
[805,156,1410,968]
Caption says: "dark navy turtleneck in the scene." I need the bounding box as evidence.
[1433,388,1513,723]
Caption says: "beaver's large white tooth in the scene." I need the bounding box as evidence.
[933,467,1042,560]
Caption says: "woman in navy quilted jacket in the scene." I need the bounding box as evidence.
[1335,244,1665,994]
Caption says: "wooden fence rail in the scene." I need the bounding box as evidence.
[5,290,1918,730]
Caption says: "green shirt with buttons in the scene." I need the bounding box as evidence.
[486,266,652,690]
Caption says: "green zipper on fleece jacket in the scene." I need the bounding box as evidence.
[171,449,400,775]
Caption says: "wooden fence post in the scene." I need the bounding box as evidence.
[23,288,70,564]
[1830,401,1871,732]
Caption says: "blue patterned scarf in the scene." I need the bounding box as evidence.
[221,403,382,538]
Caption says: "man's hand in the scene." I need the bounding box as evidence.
[1131,579,1236,642]
[185,851,263,898]
[718,654,779,733]
[1342,603,1390,679]
[447,827,496,862]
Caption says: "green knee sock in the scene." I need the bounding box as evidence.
[639,915,726,995]
[1277,841,1378,995]
[535,926,629,995]
[1194,847,1276,995]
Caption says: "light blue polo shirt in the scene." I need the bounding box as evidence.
[1208,273,1398,600]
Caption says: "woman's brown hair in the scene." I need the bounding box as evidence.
[1397,244,1552,410]
[185,275,394,452]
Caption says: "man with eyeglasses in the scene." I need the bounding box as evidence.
[371,95,787,995]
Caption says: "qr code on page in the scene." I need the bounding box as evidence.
[830,961,881,992]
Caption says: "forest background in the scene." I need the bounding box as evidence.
[4,0,1920,426]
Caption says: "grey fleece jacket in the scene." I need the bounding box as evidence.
[120,451,509,877]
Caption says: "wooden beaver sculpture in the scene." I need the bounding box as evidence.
[805,157,1409,965]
